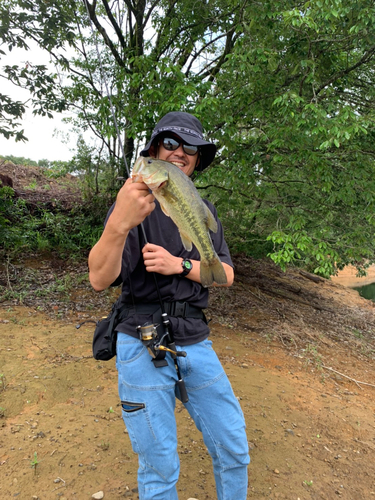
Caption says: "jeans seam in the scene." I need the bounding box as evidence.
[186,370,225,392]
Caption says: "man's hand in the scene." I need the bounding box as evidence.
[111,178,155,233]
[142,243,181,275]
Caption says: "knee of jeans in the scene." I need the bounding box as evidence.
[140,450,180,482]
[217,440,250,469]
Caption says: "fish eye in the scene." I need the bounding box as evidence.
[147,159,152,164]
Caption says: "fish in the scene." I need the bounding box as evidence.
[132,156,227,287]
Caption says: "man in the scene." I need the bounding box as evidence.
[88,111,250,500]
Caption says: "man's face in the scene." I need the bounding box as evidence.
[155,133,199,177]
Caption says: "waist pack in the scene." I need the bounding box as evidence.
[92,300,129,361]
[91,300,206,361]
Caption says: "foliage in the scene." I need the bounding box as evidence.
[0,0,70,140]
[2,1,375,276]
[0,184,106,259]
[1,0,244,166]
[71,136,121,200]
[0,154,38,167]
[195,0,375,277]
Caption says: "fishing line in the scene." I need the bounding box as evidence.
[83,0,152,247]
[83,1,129,176]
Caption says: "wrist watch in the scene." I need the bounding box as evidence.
[179,258,193,277]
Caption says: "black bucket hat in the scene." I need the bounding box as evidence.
[140,111,216,171]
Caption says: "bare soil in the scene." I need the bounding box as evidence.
[1,255,375,500]
[1,162,375,499]
[0,160,81,209]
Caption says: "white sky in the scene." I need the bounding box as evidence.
[0,45,79,163]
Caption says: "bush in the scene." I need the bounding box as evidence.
[0,186,110,259]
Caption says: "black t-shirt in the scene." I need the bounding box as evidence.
[105,199,233,345]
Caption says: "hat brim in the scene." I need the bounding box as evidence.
[140,131,216,171]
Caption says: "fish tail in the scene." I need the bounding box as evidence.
[200,258,228,288]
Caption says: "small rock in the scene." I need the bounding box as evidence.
[92,492,104,500]
[274,468,280,474]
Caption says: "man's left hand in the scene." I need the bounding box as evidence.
[142,243,181,275]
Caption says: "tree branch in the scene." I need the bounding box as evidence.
[316,46,375,96]
[84,0,129,71]
[101,0,127,50]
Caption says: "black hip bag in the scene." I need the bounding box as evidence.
[87,300,206,361]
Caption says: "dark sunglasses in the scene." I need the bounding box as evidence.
[161,136,199,156]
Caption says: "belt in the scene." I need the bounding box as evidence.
[121,301,206,320]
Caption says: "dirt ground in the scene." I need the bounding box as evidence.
[1,254,375,500]
[1,161,375,499]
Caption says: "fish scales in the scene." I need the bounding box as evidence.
[132,157,227,287]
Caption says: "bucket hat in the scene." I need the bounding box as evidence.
[140,111,216,171]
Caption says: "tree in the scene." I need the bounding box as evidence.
[2,0,375,277]
[195,0,375,276]
[1,0,245,173]
[62,0,246,176]
[0,0,72,140]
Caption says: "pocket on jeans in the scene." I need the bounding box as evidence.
[202,338,213,350]
[116,336,146,364]
[121,400,146,413]
[121,401,157,453]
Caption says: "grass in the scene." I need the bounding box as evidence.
[0,373,6,391]
[30,452,39,474]
[303,480,313,487]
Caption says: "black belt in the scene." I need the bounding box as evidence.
[121,301,206,320]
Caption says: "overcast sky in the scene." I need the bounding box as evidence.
[0,45,79,163]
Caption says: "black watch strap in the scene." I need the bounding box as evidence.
[179,258,193,277]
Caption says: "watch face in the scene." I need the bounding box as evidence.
[184,260,192,270]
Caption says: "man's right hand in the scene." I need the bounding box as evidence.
[110,178,156,233]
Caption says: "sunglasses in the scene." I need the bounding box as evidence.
[161,136,199,156]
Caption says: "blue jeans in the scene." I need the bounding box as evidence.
[116,334,250,500]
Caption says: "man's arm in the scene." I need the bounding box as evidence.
[88,179,155,291]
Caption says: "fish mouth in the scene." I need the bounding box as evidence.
[131,156,145,182]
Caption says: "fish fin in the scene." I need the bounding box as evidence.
[179,231,193,251]
[204,204,218,233]
[160,202,170,217]
[200,257,227,288]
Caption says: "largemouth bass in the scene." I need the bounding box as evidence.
[132,156,227,287]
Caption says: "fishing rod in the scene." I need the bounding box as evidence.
[83,0,188,402]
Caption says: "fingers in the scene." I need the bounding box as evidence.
[141,244,179,276]
[110,179,155,232]
[142,243,159,254]
[142,244,160,269]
